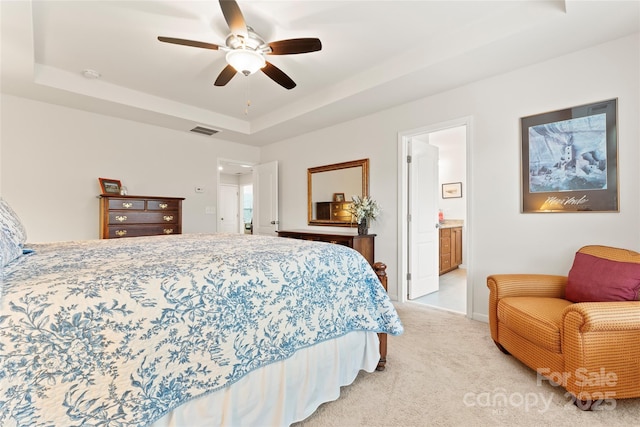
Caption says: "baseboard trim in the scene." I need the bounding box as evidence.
[472,312,489,323]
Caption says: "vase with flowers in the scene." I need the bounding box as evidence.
[349,195,381,235]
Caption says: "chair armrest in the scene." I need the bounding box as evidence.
[563,301,640,332]
[487,274,567,342]
[562,301,640,399]
[487,274,567,299]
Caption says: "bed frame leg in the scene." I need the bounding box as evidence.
[373,262,388,371]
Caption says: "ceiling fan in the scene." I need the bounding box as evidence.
[158,0,322,90]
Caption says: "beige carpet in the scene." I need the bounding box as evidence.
[295,302,640,427]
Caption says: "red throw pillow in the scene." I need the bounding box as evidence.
[566,252,640,302]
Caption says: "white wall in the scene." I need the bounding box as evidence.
[220,174,240,185]
[1,34,637,319]
[431,126,467,222]
[0,95,260,242]
[261,34,640,319]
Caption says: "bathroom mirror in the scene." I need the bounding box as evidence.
[307,158,369,226]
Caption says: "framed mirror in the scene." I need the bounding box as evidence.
[308,158,369,226]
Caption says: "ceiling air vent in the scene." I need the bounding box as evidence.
[190,126,220,136]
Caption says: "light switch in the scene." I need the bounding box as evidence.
[205,206,216,215]
[195,186,205,193]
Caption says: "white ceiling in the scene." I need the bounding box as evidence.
[2,1,639,147]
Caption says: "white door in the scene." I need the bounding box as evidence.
[408,140,440,299]
[219,184,240,233]
[253,161,279,235]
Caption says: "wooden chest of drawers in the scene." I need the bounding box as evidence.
[315,202,353,222]
[99,195,184,239]
[277,229,375,265]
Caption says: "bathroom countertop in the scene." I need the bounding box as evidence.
[439,219,464,228]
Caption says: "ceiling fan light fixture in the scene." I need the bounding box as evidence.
[226,49,265,76]
[158,1,320,89]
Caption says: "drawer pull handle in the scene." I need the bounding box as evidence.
[122,202,133,208]
[115,230,127,237]
[159,203,168,209]
[163,215,174,222]
[115,215,128,222]
[163,228,174,234]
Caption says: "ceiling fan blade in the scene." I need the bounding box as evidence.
[219,0,248,38]
[157,36,220,50]
[214,64,237,86]
[268,38,322,55]
[261,62,296,90]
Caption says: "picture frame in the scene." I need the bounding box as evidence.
[442,182,462,199]
[333,193,345,202]
[99,178,122,195]
[521,98,618,213]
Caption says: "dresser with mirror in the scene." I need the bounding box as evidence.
[307,158,368,227]
[279,158,375,263]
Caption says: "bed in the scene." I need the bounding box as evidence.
[0,198,403,426]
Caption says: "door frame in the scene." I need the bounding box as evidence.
[397,116,473,317]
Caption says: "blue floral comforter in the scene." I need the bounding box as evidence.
[0,233,403,426]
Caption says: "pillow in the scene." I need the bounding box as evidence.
[0,224,23,268]
[0,197,27,245]
[566,252,640,302]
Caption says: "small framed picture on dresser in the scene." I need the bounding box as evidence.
[99,178,122,195]
[333,193,345,202]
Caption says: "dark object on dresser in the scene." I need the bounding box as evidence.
[99,194,184,239]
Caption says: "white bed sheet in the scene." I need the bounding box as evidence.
[151,331,380,427]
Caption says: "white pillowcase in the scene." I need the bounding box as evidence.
[1,226,23,268]
[0,197,27,244]
[0,197,27,268]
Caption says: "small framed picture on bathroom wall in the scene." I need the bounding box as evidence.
[442,182,462,199]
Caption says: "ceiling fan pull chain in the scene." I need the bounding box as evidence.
[244,78,251,116]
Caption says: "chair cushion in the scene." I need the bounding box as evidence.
[566,252,640,302]
[497,297,573,353]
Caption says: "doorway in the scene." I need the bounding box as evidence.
[217,159,279,235]
[218,159,255,233]
[241,184,253,234]
[397,118,471,316]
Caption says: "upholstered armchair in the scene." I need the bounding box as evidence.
[487,245,640,409]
